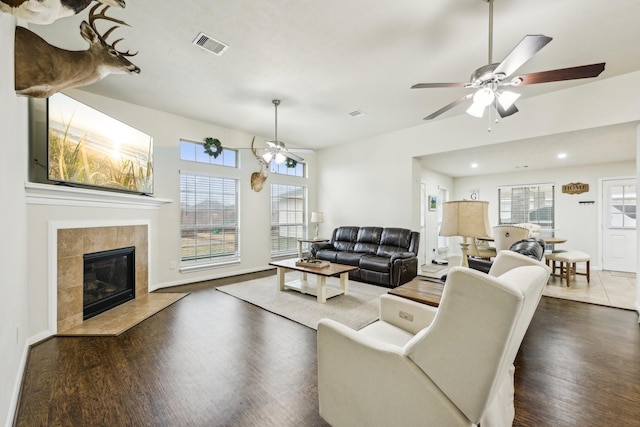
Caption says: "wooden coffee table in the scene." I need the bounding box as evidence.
[387,278,444,307]
[269,259,358,303]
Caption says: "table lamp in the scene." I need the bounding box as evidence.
[310,211,324,240]
[439,200,492,267]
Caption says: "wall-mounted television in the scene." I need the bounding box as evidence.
[44,93,154,195]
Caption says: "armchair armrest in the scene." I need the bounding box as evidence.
[390,251,416,262]
[390,254,419,287]
[379,295,437,335]
[317,318,467,426]
[310,242,333,257]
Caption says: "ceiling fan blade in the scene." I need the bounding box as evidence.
[496,103,519,118]
[285,151,304,162]
[514,63,606,85]
[494,35,552,78]
[423,94,472,120]
[411,82,468,89]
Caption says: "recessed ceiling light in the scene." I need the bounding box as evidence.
[557,153,567,159]
[471,163,478,168]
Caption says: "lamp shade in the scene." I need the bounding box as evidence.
[440,200,492,239]
[310,211,324,223]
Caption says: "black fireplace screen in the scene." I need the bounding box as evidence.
[83,246,135,320]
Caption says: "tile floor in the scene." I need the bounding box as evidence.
[422,257,637,312]
[543,269,637,311]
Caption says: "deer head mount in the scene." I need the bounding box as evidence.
[250,136,269,192]
[0,0,125,25]
[14,4,140,98]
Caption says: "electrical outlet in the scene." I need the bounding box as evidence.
[16,327,19,344]
[399,311,413,321]
[170,261,177,270]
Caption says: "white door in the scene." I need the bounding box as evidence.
[602,178,636,272]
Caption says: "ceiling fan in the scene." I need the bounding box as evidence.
[412,0,605,121]
[260,99,305,165]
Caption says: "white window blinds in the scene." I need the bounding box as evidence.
[180,173,239,266]
[498,183,555,231]
[270,183,307,256]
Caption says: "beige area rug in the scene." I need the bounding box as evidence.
[58,293,189,336]
[216,272,389,330]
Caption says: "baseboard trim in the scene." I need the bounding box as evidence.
[150,266,276,291]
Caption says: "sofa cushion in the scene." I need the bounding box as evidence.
[376,228,413,257]
[360,255,391,273]
[336,252,367,266]
[356,227,382,244]
[315,250,339,263]
[332,226,359,252]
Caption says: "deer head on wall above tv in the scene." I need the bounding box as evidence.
[0,0,125,25]
[14,4,140,98]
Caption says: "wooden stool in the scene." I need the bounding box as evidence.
[545,250,590,286]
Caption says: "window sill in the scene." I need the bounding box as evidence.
[179,259,240,273]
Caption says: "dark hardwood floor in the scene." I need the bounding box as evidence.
[14,278,640,426]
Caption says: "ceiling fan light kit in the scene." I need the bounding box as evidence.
[412,0,606,125]
[261,99,304,167]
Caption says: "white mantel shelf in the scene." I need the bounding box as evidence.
[25,182,172,209]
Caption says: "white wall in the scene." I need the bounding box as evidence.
[451,161,635,270]
[420,169,453,264]
[318,71,640,230]
[0,14,30,427]
[637,127,640,318]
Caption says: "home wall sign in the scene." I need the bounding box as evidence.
[562,182,589,194]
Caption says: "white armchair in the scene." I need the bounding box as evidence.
[317,251,551,427]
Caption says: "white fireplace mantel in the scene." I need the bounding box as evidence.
[25,182,172,209]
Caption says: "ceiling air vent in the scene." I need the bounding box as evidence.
[192,32,229,56]
[349,110,366,117]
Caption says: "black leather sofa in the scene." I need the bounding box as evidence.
[310,226,420,288]
[468,238,546,274]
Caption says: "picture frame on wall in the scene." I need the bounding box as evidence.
[428,195,437,211]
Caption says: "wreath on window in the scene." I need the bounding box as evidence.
[203,137,223,158]
[285,158,298,168]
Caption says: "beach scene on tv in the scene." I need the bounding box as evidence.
[47,93,154,195]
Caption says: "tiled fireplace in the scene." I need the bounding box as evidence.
[56,225,148,333]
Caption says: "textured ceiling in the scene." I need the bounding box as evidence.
[24,0,640,170]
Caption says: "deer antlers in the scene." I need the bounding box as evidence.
[88,3,137,57]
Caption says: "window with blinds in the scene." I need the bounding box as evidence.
[498,183,555,232]
[180,173,239,266]
[270,183,307,256]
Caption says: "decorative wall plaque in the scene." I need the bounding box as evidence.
[562,182,589,194]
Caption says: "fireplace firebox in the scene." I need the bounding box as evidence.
[83,246,135,320]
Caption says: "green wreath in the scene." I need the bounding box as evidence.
[285,158,298,168]
[203,137,223,158]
